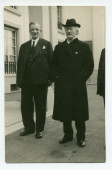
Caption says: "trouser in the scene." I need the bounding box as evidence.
[21,83,48,133]
[63,120,86,141]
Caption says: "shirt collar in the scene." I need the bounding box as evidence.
[67,39,70,44]
[31,37,39,47]
[67,38,77,44]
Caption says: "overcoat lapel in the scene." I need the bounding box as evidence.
[62,40,74,59]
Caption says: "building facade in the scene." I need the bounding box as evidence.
[4,6,105,93]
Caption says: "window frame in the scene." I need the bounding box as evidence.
[57,6,62,30]
[4,26,18,75]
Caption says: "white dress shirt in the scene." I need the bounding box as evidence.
[31,37,39,47]
[67,38,76,44]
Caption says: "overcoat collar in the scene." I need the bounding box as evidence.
[62,38,78,59]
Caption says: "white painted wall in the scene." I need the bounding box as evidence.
[42,6,50,41]
[49,6,58,48]
[21,6,29,43]
[93,6,105,70]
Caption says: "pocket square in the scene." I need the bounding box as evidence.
[42,45,46,49]
[75,51,78,54]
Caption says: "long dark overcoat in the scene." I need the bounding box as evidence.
[50,38,94,122]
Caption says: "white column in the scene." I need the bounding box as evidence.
[49,6,58,48]
[22,6,30,42]
[42,6,50,41]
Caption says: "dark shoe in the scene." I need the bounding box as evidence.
[77,139,85,147]
[35,132,43,139]
[59,135,73,144]
[20,130,35,136]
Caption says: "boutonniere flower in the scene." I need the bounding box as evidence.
[42,45,46,49]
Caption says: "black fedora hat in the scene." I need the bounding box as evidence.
[62,19,81,28]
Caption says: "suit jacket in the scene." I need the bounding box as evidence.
[97,48,105,97]
[50,38,94,122]
[17,38,53,87]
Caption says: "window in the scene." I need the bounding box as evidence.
[57,6,62,30]
[4,27,17,74]
[10,84,19,91]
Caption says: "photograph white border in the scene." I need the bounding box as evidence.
[0,0,112,170]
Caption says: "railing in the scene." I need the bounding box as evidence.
[5,62,16,74]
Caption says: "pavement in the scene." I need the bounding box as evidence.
[5,85,105,163]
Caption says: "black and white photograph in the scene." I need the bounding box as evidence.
[4,5,106,163]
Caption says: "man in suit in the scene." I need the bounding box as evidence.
[50,19,94,147]
[97,48,105,104]
[17,22,53,139]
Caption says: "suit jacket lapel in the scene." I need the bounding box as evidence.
[32,38,43,61]
[24,40,31,63]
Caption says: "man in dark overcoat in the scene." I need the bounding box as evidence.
[50,19,94,147]
[97,48,105,104]
[17,22,53,139]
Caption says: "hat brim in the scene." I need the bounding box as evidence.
[62,23,81,28]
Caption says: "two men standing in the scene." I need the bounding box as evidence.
[17,19,94,147]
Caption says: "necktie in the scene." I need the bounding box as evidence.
[32,40,35,48]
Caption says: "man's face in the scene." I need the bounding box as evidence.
[65,26,78,40]
[29,23,41,40]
